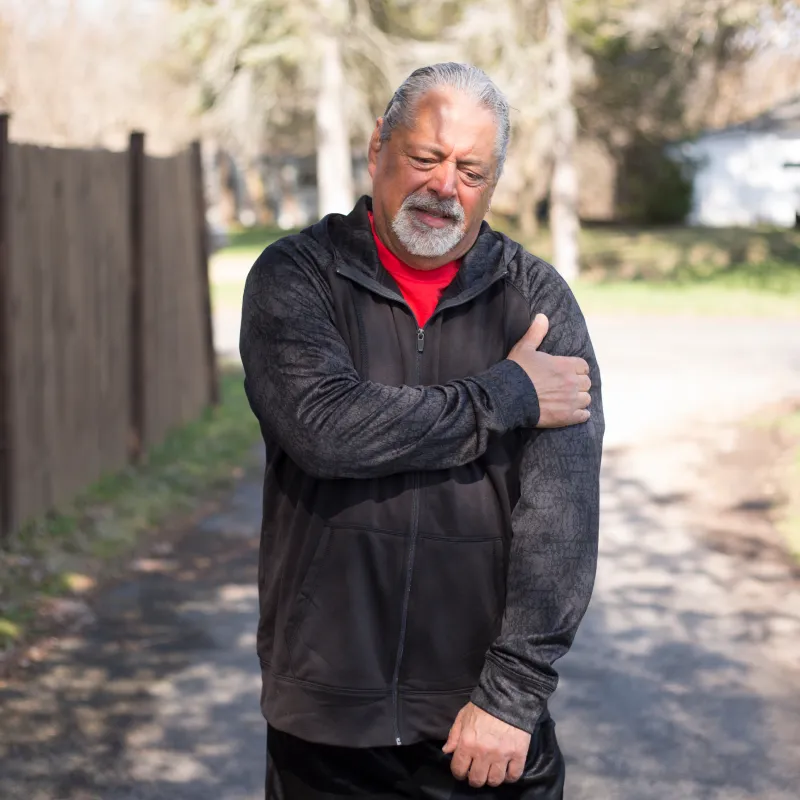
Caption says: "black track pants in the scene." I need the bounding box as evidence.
[265,721,565,799]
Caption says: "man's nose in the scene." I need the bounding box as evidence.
[427,160,458,198]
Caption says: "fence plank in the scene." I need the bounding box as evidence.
[0,115,10,539]
[2,136,213,539]
[129,132,146,463]
[191,141,219,409]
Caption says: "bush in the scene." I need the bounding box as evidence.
[619,138,695,225]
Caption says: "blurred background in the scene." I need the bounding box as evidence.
[1,1,800,799]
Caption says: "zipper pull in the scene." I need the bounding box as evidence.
[417,328,425,353]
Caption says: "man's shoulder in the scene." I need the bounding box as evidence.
[497,232,574,312]
[256,221,334,270]
[246,223,335,286]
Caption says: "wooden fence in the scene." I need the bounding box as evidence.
[0,117,218,539]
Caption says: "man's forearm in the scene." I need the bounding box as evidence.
[470,276,605,733]
[471,409,603,732]
[240,248,540,480]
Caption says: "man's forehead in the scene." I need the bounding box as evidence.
[399,88,497,157]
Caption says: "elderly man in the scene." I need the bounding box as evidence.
[240,63,604,799]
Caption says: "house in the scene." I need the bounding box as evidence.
[677,95,800,228]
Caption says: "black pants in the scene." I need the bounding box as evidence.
[266,722,565,799]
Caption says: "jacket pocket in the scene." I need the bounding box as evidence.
[400,535,505,691]
[285,526,407,691]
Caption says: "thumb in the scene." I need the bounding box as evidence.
[525,313,549,350]
[442,710,464,754]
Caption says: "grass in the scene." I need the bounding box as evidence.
[219,224,297,258]
[211,223,800,317]
[510,223,800,317]
[0,365,259,652]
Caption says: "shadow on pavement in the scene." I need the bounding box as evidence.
[0,478,266,800]
[2,448,800,799]
[553,448,800,800]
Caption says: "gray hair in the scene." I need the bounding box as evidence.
[379,63,511,180]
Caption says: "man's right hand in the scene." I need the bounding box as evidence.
[507,314,591,428]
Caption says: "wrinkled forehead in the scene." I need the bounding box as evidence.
[400,88,499,161]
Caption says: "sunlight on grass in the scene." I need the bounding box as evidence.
[211,224,800,318]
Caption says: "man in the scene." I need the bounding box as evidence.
[240,62,604,798]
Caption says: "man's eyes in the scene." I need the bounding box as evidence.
[410,156,485,182]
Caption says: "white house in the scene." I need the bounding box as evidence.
[676,95,800,228]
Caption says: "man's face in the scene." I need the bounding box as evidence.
[368,87,499,269]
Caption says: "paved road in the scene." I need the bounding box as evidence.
[1,315,800,799]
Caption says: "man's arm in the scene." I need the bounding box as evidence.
[470,276,604,731]
[240,242,540,480]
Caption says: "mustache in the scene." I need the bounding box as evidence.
[400,192,465,223]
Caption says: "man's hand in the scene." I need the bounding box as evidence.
[507,313,591,428]
[442,702,531,788]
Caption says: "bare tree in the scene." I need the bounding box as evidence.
[0,0,197,151]
[547,0,580,282]
[315,0,355,215]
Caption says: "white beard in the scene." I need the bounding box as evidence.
[391,193,466,258]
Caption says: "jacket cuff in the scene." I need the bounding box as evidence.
[470,656,550,734]
[478,360,540,430]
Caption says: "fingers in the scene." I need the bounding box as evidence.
[449,745,472,781]
[577,374,591,392]
[466,753,491,788]
[442,709,464,755]
[456,750,509,789]
[486,761,507,788]
[525,313,549,350]
[571,356,590,375]
[506,753,526,783]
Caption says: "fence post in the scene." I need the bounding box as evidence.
[0,114,11,539]
[129,131,146,462]
[190,140,220,407]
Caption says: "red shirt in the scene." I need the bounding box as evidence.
[368,212,459,328]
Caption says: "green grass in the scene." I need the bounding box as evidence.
[510,223,800,316]
[211,222,800,317]
[0,365,259,651]
[220,225,298,259]
[572,273,800,317]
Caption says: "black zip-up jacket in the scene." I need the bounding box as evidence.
[240,196,604,748]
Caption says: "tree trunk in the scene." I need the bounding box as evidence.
[518,181,540,240]
[315,12,354,218]
[547,0,580,283]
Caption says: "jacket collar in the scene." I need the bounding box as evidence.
[317,195,514,299]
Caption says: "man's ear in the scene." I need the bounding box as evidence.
[368,118,384,179]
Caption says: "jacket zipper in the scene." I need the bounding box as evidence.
[390,325,425,745]
[335,261,506,746]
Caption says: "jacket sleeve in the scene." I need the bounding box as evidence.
[471,265,604,733]
[239,242,540,480]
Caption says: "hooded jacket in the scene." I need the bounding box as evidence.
[240,196,604,748]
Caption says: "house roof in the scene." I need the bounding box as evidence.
[701,94,800,138]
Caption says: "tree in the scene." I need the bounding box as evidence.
[547,0,580,282]
[173,0,411,219]
[0,0,196,151]
[455,0,582,279]
[315,0,355,215]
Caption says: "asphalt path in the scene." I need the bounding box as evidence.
[1,314,800,799]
